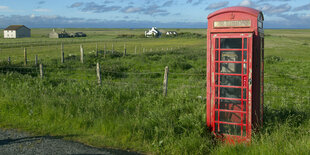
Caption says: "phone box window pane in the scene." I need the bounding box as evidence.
[220,88,241,99]
[221,51,242,61]
[220,38,242,49]
[220,63,242,74]
[220,75,242,86]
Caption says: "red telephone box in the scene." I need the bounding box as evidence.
[206,6,264,143]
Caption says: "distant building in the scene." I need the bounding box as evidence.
[69,32,87,37]
[49,29,59,38]
[50,29,86,38]
[145,27,161,37]
[49,29,70,38]
[166,31,178,36]
[4,25,31,38]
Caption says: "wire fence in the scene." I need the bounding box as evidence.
[0,43,198,65]
[0,42,309,99]
[0,63,208,95]
[0,64,309,88]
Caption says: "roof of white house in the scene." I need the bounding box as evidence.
[146,27,159,33]
[4,25,30,30]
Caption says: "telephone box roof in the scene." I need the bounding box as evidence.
[207,6,264,20]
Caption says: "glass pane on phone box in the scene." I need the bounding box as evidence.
[221,51,242,61]
[220,63,242,74]
[220,88,241,99]
[219,124,241,136]
[220,100,242,111]
[220,38,242,49]
[220,75,242,86]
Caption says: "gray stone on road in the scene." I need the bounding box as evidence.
[0,128,140,155]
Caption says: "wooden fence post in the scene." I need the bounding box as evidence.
[112,43,114,54]
[35,55,38,65]
[104,43,106,52]
[97,63,101,85]
[96,43,98,57]
[124,43,126,56]
[80,44,84,63]
[24,48,27,66]
[163,66,169,96]
[39,64,43,78]
[8,57,11,65]
[135,45,137,54]
[61,43,64,63]
[104,43,107,58]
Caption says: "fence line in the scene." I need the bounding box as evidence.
[1,64,309,86]
[1,65,309,79]
[0,44,190,65]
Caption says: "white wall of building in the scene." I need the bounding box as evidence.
[4,30,16,38]
[3,26,30,38]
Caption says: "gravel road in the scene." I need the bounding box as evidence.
[0,128,140,155]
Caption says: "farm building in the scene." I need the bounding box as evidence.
[49,29,70,38]
[69,32,87,37]
[3,25,31,38]
[145,27,161,37]
[166,31,178,36]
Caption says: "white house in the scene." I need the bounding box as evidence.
[145,27,161,37]
[4,25,31,39]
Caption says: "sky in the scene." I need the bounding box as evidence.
[0,0,310,28]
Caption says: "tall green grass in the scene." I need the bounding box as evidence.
[0,29,309,154]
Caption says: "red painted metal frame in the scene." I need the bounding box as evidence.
[206,6,264,143]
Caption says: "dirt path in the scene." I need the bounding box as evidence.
[0,128,140,155]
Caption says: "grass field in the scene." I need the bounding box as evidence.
[0,28,309,154]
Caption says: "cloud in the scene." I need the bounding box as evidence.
[238,1,292,15]
[239,0,254,7]
[121,6,143,13]
[38,1,46,5]
[293,3,310,11]
[256,3,291,15]
[162,0,173,7]
[104,0,114,4]
[120,4,169,16]
[0,14,205,28]
[193,0,204,6]
[69,2,84,8]
[205,1,229,10]
[1,13,309,29]
[69,1,170,16]
[69,2,121,13]
[143,5,169,15]
[266,13,310,28]
[33,8,51,12]
[185,0,203,5]
[0,6,9,10]
[0,5,12,12]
